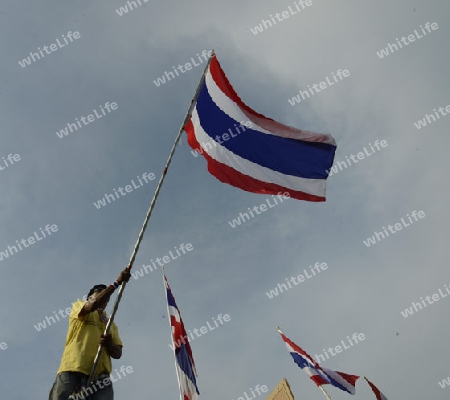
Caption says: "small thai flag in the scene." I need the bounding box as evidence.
[165,275,199,400]
[184,54,337,202]
[365,376,389,400]
[279,329,359,395]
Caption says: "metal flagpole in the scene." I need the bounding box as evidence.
[318,385,332,400]
[162,267,183,400]
[277,327,332,400]
[85,50,214,387]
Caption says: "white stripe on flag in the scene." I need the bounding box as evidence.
[176,364,198,400]
[169,305,181,322]
[323,368,356,395]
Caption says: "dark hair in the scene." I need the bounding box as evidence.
[87,284,107,299]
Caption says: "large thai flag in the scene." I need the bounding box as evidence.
[184,54,337,202]
[165,275,199,400]
[364,376,389,400]
[279,330,359,395]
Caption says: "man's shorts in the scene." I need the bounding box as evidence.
[49,371,114,400]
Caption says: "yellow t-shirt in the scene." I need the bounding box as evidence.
[57,300,122,376]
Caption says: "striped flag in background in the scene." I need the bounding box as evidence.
[365,376,389,400]
[279,329,359,395]
[165,275,199,400]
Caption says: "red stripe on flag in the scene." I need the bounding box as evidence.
[310,375,329,386]
[365,377,388,400]
[336,371,360,387]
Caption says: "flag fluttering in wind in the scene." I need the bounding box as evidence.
[278,328,359,396]
[184,54,337,202]
[364,376,388,400]
[165,274,199,400]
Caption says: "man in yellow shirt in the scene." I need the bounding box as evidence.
[49,267,131,400]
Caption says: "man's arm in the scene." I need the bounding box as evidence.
[79,267,131,316]
[79,286,115,317]
[100,334,122,359]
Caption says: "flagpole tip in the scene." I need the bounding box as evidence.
[277,326,282,333]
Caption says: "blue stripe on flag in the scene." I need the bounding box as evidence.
[167,287,177,308]
[176,344,200,394]
[290,352,313,369]
[196,85,336,179]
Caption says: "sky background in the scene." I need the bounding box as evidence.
[1,0,449,399]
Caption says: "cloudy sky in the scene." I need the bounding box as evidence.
[1,0,449,399]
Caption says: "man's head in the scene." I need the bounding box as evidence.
[87,284,108,309]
